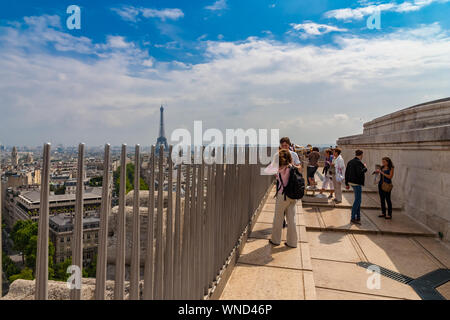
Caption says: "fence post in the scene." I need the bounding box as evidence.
[143,146,156,300]
[188,162,197,299]
[95,144,111,300]
[154,145,165,299]
[180,160,191,299]
[35,143,51,300]
[114,144,127,300]
[130,144,141,300]
[70,143,85,300]
[0,163,2,298]
[164,145,174,299]
[173,153,182,299]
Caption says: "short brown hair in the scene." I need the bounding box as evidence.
[278,149,292,167]
[333,148,342,155]
[355,149,363,156]
[280,137,291,145]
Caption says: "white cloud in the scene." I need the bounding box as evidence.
[325,0,450,20]
[289,22,348,38]
[112,6,184,22]
[1,15,450,146]
[205,0,228,11]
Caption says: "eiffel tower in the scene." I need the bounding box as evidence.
[155,105,169,154]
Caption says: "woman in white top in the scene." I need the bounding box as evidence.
[331,148,345,203]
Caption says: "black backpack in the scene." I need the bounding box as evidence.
[276,167,305,200]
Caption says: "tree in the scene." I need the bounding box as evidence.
[10,220,55,280]
[2,252,20,280]
[54,185,66,195]
[114,163,148,194]
[9,267,34,283]
[89,176,103,187]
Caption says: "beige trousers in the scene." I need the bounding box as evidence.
[271,194,298,247]
[332,175,342,202]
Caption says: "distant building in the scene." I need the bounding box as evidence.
[11,146,18,167]
[50,214,100,264]
[25,152,33,164]
[4,187,102,227]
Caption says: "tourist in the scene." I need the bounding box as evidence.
[376,157,395,219]
[345,150,368,224]
[307,147,320,187]
[279,137,301,228]
[320,149,334,199]
[331,148,345,204]
[270,149,298,248]
[279,137,301,169]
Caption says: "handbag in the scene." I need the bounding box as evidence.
[381,174,393,192]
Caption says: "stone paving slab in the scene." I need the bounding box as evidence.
[311,259,420,300]
[303,191,402,210]
[316,287,401,300]
[362,209,436,237]
[302,207,323,228]
[238,238,302,270]
[258,210,275,224]
[318,207,379,232]
[250,222,305,242]
[353,234,443,279]
[436,281,450,299]
[307,231,361,263]
[413,237,450,268]
[220,264,305,300]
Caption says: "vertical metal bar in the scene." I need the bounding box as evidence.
[0,161,2,298]
[154,145,164,299]
[196,158,204,299]
[188,162,197,299]
[205,162,213,295]
[180,162,191,299]
[173,155,182,299]
[115,144,127,300]
[143,146,156,300]
[95,144,111,300]
[164,146,174,299]
[35,143,51,300]
[70,143,85,300]
[130,145,141,300]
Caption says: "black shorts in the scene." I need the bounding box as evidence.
[307,166,318,179]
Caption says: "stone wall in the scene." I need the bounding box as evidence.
[337,98,450,241]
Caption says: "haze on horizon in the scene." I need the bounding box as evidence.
[1,0,449,147]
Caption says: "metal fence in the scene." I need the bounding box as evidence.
[30,143,273,300]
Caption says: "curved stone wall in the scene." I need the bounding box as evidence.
[337,98,450,242]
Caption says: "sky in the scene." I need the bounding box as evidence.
[0,0,449,147]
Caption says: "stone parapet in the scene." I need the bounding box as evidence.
[337,98,450,242]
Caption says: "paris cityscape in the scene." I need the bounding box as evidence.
[0,0,449,313]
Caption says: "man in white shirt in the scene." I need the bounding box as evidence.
[279,137,301,169]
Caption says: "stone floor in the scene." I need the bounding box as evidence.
[220,185,450,300]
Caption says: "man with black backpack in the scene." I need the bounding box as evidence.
[270,149,305,248]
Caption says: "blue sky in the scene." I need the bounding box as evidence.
[1,0,450,146]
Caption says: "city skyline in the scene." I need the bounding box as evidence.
[1,0,450,146]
